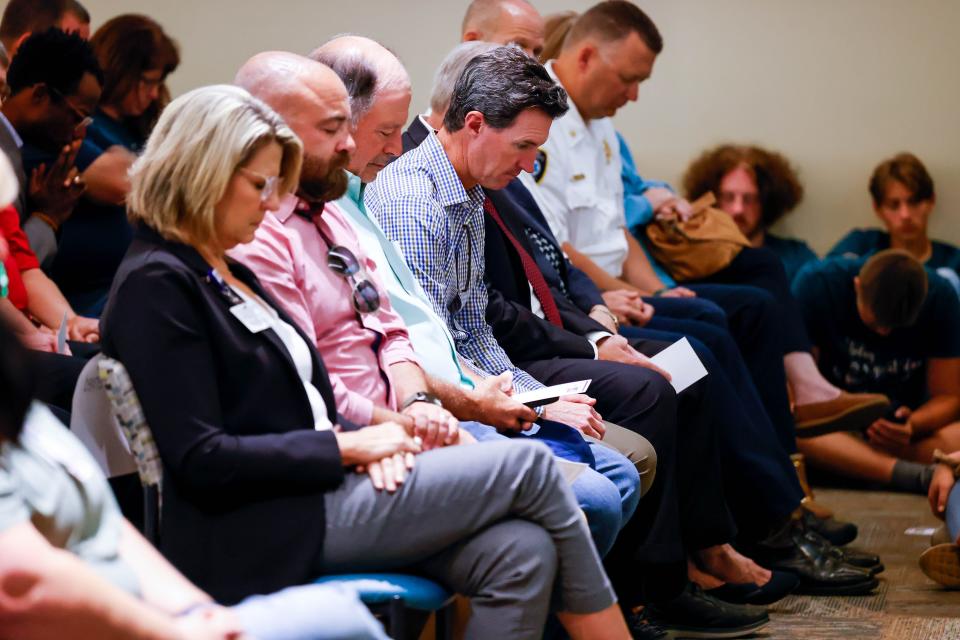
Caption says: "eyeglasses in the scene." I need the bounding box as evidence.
[46,84,94,131]
[139,74,164,90]
[238,167,281,204]
[327,245,381,314]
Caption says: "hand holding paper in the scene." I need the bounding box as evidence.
[649,337,708,393]
[512,379,591,408]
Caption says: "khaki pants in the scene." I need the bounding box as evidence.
[587,421,657,498]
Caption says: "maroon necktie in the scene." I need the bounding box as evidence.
[483,197,563,327]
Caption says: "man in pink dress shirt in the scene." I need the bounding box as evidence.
[229,52,466,445]
[234,192,425,427]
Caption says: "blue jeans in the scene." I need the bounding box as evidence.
[464,422,640,557]
[947,481,960,543]
[233,583,388,640]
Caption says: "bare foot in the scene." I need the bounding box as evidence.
[697,544,771,586]
[688,557,724,590]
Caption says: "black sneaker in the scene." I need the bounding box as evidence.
[627,609,669,640]
[644,582,769,638]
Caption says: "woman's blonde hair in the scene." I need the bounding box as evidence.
[128,84,302,245]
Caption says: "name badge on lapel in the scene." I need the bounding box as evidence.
[229,300,272,333]
[207,267,272,334]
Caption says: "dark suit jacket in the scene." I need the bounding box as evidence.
[401,114,432,154]
[0,115,28,218]
[403,116,603,363]
[101,225,345,604]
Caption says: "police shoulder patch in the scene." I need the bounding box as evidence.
[532,149,548,183]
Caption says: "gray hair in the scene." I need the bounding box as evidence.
[429,41,499,117]
[128,84,302,245]
[310,35,410,124]
[443,46,567,133]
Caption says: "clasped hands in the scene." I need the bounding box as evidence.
[865,406,913,454]
[338,399,464,493]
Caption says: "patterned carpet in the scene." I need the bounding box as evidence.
[419,489,960,639]
[763,488,960,639]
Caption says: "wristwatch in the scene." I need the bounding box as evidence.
[401,391,443,410]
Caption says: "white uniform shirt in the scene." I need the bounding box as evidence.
[534,61,628,279]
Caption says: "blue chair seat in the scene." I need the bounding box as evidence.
[314,573,453,611]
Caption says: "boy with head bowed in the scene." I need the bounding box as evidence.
[795,250,960,492]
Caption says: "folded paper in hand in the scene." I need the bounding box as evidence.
[512,379,591,408]
[649,337,708,393]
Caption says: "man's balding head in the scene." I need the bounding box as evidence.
[461,0,545,59]
[310,35,412,183]
[235,51,355,202]
[310,34,410,124]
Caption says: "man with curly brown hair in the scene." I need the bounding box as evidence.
[683,144,817,284]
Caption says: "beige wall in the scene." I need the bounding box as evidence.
[80,0,960,252]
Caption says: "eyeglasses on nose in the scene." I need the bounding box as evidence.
[238,167,281,204]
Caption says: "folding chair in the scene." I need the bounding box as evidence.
[97,357,455,639]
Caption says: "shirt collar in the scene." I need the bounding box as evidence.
[273,193,301,224]
[0,112,23,149]
[418,113,436,134]
[419,130,484,210]
[345,171,365,209]
[545,60,589,146]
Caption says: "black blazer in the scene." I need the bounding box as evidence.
[100,225,345,604]
[401,114,432,154]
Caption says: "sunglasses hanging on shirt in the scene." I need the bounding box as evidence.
[326,245,381,314]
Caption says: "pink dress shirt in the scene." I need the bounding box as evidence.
[229,195,420,425]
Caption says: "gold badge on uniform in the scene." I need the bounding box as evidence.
[603,139,612,164]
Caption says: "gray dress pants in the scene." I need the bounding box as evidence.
[320,439,616,640]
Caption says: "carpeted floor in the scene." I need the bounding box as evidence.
[764,488,960,639]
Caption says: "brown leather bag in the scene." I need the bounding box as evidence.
[644,192,751,281]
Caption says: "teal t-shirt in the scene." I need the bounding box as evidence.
[829,229,960,297]
[792,257,960,409]
[764,233,818,284]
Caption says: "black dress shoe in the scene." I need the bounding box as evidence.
[706,570,800,605]
[839,549,884,575]
[801,509,858,546]
[645,582,769,639]
[799,527,885,575]
[748,518,879,596]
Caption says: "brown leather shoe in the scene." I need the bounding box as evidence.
[794,391,890,438]
[920,543,960,588]
[791,453,835,519]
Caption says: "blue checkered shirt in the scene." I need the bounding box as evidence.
[364,132,544,392]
